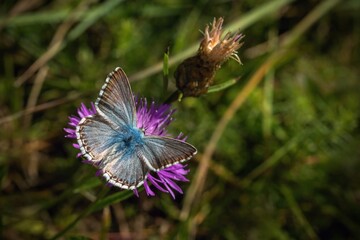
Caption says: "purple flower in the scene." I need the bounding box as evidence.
[64,99,190,199]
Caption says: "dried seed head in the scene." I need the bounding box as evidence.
[175,17,244,97]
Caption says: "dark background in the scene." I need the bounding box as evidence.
[1,0,359,239]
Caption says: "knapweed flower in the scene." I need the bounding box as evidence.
[64,99,190,199]
[175,17,244,97]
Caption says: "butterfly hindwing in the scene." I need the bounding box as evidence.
[139,136,197,171]
[77,114,150,189]
[100,146,149,190]
[95,67,136,127]
[76,114,116,162]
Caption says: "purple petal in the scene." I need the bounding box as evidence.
[162,177,183,194]
[160,170,189,182]
[135,97,176,136]
[147,174,168,193]
[133,188,139,197]
[96,170,103,176]
[144,180,156,196]
[162,180,176,199]
[64,128,74,134]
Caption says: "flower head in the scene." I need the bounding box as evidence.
[64,99,190,199]
[174,17,244,97]
[135,97,175,136]
[199,17,244,65]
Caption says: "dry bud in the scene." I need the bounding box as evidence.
[175,17,244,97]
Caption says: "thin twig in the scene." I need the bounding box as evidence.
[0,93,82,125]
[23,66,49,128]
[193,153,243,188]
[0,0,44,31]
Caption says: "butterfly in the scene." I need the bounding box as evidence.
[76,67,197,190]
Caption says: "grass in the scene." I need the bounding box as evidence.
[1,0,360,239]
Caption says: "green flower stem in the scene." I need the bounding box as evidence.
[163,50,170,95]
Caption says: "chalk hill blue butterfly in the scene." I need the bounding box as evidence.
[76,67,197,190]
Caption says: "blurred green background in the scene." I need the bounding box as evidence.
[1,0,360,239]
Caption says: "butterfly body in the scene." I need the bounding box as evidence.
[113,125,144,153]
[76,67,196,190]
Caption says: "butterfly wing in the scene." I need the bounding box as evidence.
[76,114,116,162]
[76,114,149,189]
[77,67,197,189]
[139,136,197,171]
[95,67,136,128]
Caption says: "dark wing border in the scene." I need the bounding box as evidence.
[139,136,197,171]
[95,67,137,128]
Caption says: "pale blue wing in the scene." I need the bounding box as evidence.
[76,114,149,189]
[95,67,136,128]
[139,136,197,171]
[76,114,116,162]
[100,148,149,190]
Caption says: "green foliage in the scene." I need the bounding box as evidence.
[1,0,360,239]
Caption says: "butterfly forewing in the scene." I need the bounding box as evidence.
[139,136,197,171]
[77,114,149,189]
[95,67,136,127]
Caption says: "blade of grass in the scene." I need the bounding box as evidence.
[281,185,319,240]
[50,186,136,239]
[14,0,94,86]
[50,187,109,240]
[0,10,72,27]
[181,51,284,221]
[241,131,307,188]
[15,0,125,86]
[163,48,170,95]
[180,0,341,235]
[0,0,45,30]
[262,69,274,138]
[90,190,134,213]
[207,78,238,93]
[66,0,125,43]
[262,30,277,138]
[100,206,111,240]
